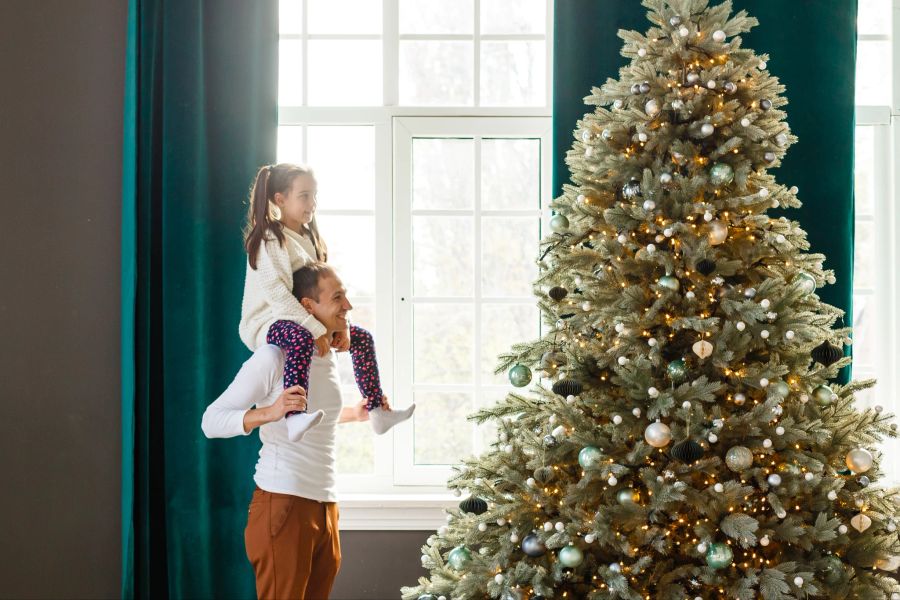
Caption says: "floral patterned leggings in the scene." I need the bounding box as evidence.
[267,320,384,413]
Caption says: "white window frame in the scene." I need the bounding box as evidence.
[278,0,555,528]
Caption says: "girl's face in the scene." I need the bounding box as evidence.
[274,174,317,229]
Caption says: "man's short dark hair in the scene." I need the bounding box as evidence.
[291,262,335,303]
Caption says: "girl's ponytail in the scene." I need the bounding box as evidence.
[243,165,284,269]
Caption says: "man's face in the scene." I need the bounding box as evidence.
[302,273,353,332]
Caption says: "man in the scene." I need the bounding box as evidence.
[201,262,396,599]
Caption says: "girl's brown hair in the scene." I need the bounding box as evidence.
[243,163,329,269]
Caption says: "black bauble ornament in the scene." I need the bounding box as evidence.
[552,379,583,397]
[670,439,704,464]
[695,259,716,276]
[458,496,488,515]
[811,340,842,367]
[543,434,558,448]
[548,286,568,302]
[760,99,773,111]
[622,178,642,200]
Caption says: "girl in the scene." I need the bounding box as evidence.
[239,163,414,442]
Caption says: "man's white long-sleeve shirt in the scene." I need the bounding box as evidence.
[201,344,343,502]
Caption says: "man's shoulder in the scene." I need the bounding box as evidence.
[246,345,285,380]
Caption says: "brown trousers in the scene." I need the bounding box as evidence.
[244,487,341,600]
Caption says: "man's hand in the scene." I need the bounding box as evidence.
[315,334,331,357]
[331,329,351,352]
[339,398,370,423]
[267,385,308,420]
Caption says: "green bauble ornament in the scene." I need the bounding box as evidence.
[658,275,680,291]
[813,384,835,406]
[709,162,734,186]
[447,546,472,570]
[667,358,688,381]
[772,381,790,397]
[705,542,734,569]
[821,555,845,584]
[578,446,603,470]
[794,271,816,294]
[509,364,532,388]
[550,214,570,233]
[617,488,640,505]
[558,545,584,567]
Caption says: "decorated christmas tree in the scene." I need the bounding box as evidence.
[402,1,900,598]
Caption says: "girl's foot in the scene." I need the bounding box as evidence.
[369,404,415,435]
[285,410,325,442]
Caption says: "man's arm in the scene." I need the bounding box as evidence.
[201,346,297,438]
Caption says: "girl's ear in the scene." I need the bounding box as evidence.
[272,191,285,207]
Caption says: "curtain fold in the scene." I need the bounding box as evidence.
[121,1,278,597]
[553,1,857,381]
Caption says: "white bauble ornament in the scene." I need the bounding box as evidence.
[645,99,661,116]
[846,448,874,473]
[876,556,900,572]
[713,30,726,42]
[644,421,672,447]
[707,220,728,245]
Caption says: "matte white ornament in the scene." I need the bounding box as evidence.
[714,483,724,492]
[851,514,872,532]
[648,387,659,398]
[685,291,695,299]
[776,234,786,244]
[648,338,657,347]
[785,330,795,340]
[736,321,746,331]
[494,574,504,584]
[706,80,716,89]
[479,523,487,531]
[767,473,782,486]
[804,472,814,481]
[565,395,576,405]
[663,227,673,237]
[617,233,628,244]
[614,99,623,109]
[761,330,770,339]
[581,301,592,311]
[637,48,647,57]
[607,475,618,486]
[643,199,656,210]
[760,298,771,309]
[794,576,804,587]
[660,173,672,184]
[693,340,714,358]
[758,187,769,197]
[672,99,684,109]
[497,518,506,526]
[679,26,689,37]
[763,438,773,448]
[632,407,641,417]
[510,533,519,544]
[682,401,691,410]
[700,123,715,136]
[552,425,565,438]
[713,30,726,42]
[709,433,718,443]
[609,562,621,572]
[800,394,809,403]
[543,522,553,531]
[838,524,848,534]
[703,211,713,222]
[617,356,628,366]
[555,522,565,532]
[584,533,596,543]
[615,323,625,333]
[760,535,770,546]
[638,132,648,142]
[504,444,513,453]
[759,61,767,69]
[439,526,449,535]
[776,426,785,435]
[828,490,838,501]
[734,393,746,405]
[760,378,769,387]
[741,117,751,127]
[687,72,699,84]
[646,244,656,253]
[697,542,708,553]
[777,509,787,518]
[612,414,623,425]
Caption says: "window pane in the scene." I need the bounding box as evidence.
[279,39,304,106]
[481,138,541,210]
[400,41,474,106]
[480,41,546,106]
[413,216,474,296]
[279,0,303,34]
[854,127,875,216]
[481,0,545,34]
[475,389,504,452]
[414,304,473,384]
[315,216,375,298]
[277,126,305,164]
[413,391,474,464]
[308,0,382,34]
[412,138,474,210]
[336,420,374,473]
[308,40,382,106]
[481,304,540,384]
[852,294,875,370]
[481,217,538,297]
[307,126,376,210]
[858,0,891,35]
[856,41,892,105]
[854,219,874,289]
[399,0,473,34]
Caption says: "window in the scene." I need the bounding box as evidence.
[853,0,899,479]
[277,0,553,522]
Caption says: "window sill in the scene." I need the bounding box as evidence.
[336,493,456,530]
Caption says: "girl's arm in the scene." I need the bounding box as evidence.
[255,239,328,339]
[201,346,283,438]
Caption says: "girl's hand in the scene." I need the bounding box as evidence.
[267,385,307,421]
[315,334,331,357]
[331,329,351,352]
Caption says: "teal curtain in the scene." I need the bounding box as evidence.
[553,1,857,381]
[121,1,278,597]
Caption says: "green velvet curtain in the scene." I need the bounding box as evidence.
[553,1,857,381]
[121,1,278,597]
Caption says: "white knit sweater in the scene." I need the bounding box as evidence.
[239,227,328,350]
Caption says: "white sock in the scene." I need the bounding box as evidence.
[285,410,325,442]
[369,404,416,435]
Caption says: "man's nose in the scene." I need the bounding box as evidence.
[344,299,353,311]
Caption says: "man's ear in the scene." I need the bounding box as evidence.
[300,297,315,313]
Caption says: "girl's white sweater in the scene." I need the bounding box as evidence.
[239,227,327,350]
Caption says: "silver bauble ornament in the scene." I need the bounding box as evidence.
[725,446,753,471]
[846,448,874,474]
